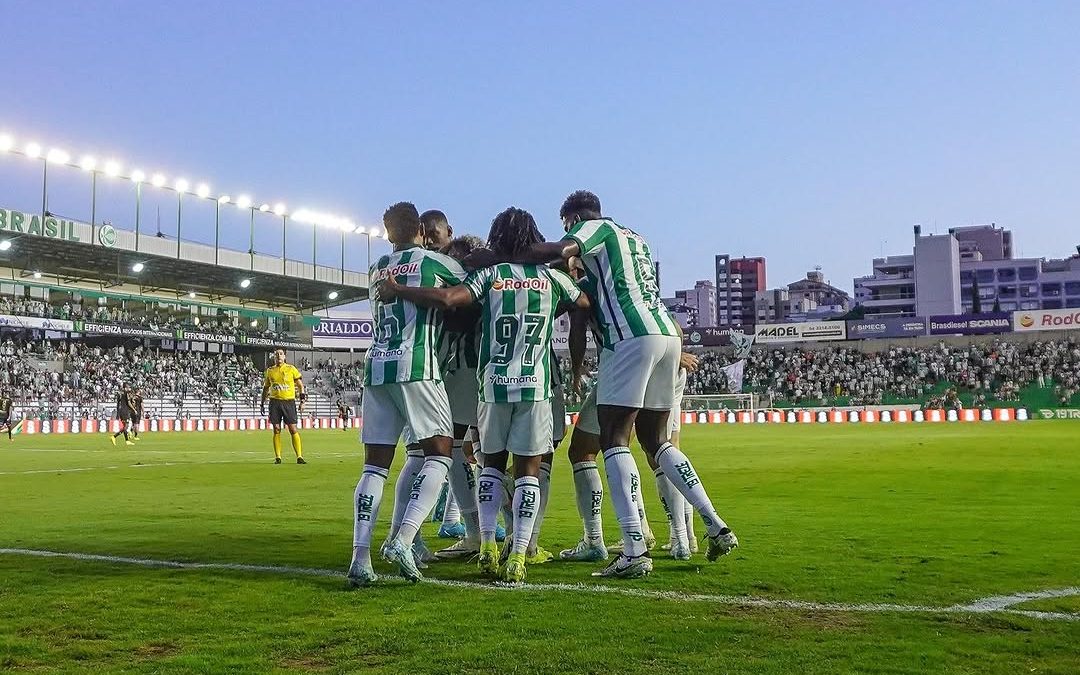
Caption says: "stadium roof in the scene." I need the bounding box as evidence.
[0,206,369,313]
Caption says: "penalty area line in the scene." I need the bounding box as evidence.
[0,548,1077,621]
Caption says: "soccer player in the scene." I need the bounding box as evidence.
[515,190,737,578]
[380,206,588,583]
[337,398,351,431]
[260,349,307,464]
[0,391,14,441]
[348,201,466,587]
[128,387,144,441]
[111,385,136,446]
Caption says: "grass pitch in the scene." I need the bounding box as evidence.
[1,423,1078,673]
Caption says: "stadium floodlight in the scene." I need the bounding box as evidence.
[79,155,97,171]
[259,203,270,213]
[131,262,145,273]
[355,226,366,234]
[328,291,339,300]
[249,319,258,327]
[24,142,42,159]
[239,278,251,289]
[236,195,252,209]
[104,160,122,177]
[218,195,231,205]
[151,173,166,188]
[188,291,196,298]
[368,227,380,238]
[174,178,190,193]
[0,240,10,251]
[292,208,357,231]
[46,148,70,164]
[33,271,42,279]
[273,203,287,216]
[196,183,211,199]
[0,134,13,152]
[130,169,146,183]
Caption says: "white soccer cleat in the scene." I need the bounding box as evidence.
[559,539,608,562]
[592,553,653,579]
[688,537,700,554]
[412,540,436,568]
[705,529,739,562]
[385,539,423,583]
[670,539,692,561]
[346,559,378,588]
[434,538,481,560]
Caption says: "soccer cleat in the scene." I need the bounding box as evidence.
[110,436,117,446]
[385,539,423,583]
[438,522,467,539]
[274,457,282,464]
[132,436,141,442]
[412,539,437,566]
[670,539,692,561]
[689,537,700,554]
[559,539,608,562]
[592,553,653,579]
[495,524,507,542]
[705,528,739,562]
[346,559,378,588]
[125,441,136,446]
[526,547,554,565]
[434,538,481,560]
[607,533,656,555]
[296,457,307,464]
[477,541,500,578]
[501,552,527,584]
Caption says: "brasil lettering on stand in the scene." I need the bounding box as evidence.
[0,208,81,242]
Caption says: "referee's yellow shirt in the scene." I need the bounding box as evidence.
[264,364,302,400]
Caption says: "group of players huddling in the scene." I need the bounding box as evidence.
[348,191,738,586]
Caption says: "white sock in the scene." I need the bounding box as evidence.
[655,468,688,546]
[511,476,540,555]
[684,500,696,541]
[390,453,425,540]
[448,442,480,541]
[500,470,515,538]
[352,464,388,566]
[637,485,653,542]
[528,461,552,552]
[477,466,505,544]
[572,461,604,545]
[395,456,453,545]
[602,447,646,557]
[441,487,461,527]
[656,443,729,536]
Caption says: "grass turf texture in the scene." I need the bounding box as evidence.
[0,423,1078,673]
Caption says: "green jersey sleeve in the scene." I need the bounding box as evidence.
[424,251,467,287]
[463,268,493,302]
[564,219,611,257]
[546,267,582,304]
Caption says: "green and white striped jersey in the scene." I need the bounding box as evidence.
[464,263,581,403]
[564,218,678,350]
[365,247,466,386]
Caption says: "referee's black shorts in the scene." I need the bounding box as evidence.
[268,399,299,426]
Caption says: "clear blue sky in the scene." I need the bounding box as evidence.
[4,1,1079,301]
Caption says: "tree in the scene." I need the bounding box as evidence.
[970,276,982,314]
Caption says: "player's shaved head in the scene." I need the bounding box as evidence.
[420,209,453,251]
[559,190,602,228]
[487,207,545,258]
[383,202,423,244]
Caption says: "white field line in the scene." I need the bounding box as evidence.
[0,454,360,475]
[1,548,1076,622]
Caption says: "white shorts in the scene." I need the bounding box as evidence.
[361,381,453,445]
[575,367,685,437]
[597,335,680,410]
[477,400,553,457]
[551,384,567,445]
[444,366,478,427]
[670,368,686,435]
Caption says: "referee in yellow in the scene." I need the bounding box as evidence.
[260,349,307,464]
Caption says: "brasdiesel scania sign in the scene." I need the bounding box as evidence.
[754,320,846,343]
[928,313,1012,335]
[1013,308,1080,333]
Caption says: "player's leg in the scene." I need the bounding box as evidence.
[436,422,482,558]
[501,401,550,583]
[476,445,508,577]
[285,402,304,462]
[591,337,662,578]
[525,452,553,563]
[560,390,608,561]
[389,382,454,582]
[269,401,284,463]
[669,421,698,553]
[439,487,463,536]
[348,384,405,587]
[130,416,139,440]
[638,337,737,562]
